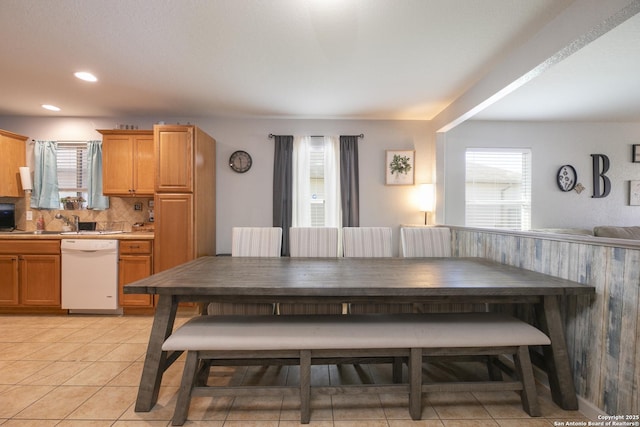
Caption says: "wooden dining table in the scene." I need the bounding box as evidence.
[124,256,595,413]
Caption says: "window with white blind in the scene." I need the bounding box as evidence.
[292,135,340,228]
[309,137,325,226]
[57,142,88,207]
[465,148,531,230]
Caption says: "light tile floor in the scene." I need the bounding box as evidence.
[0,314,594,426]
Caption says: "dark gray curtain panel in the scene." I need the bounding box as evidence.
[340,135,360,227]
[273,135,293,256]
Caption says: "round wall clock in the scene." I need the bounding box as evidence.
[229,150,252,173]
[556,165,577,192]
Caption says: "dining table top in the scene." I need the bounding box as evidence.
[124,256,595,298]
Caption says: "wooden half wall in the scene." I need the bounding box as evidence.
[450,226,639,416]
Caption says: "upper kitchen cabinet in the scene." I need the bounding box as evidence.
[99,129,155,196]
[155,125,198,192]
[0,129,28,197]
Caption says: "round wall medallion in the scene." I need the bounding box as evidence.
[556,165,577,192]
[229,150,252,173]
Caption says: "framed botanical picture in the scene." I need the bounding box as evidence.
[385,150,415,185]
[633,145,640,163]
[631,180,640,205]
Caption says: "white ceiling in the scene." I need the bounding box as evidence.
[0,0,637,122]
[474,8,640,122]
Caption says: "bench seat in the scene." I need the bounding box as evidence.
[163,313,550,425]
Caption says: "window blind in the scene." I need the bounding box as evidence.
[465,148,531,230]
[309,137,325,227]
[56,142,88,192]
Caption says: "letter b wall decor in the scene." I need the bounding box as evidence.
[591,154,611,198]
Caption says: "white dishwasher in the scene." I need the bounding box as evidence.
[61,239,121,314]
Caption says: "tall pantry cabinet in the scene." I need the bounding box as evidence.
[153,125,216,275]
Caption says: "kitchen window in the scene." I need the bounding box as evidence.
[57,142,88,207]
[465,148,531,230]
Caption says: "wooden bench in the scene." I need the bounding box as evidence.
[162,313,551,425]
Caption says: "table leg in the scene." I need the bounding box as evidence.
[135,294,179,412]
[536,296,579,410]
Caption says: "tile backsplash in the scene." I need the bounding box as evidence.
[1,196,152,232]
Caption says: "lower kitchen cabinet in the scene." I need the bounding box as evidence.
[0,255,19,305]
[21,255,61,305]
[118,240,154,308]
[0,240,61,308]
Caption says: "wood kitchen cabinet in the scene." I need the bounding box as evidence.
[155,125,194,192]
[118,240,153,308]
[154,193,193,272]
[153,125,215,276]
[0,255,19,305]
[99,129,155,196]
[0,129,28,197]
[0,240,61,308]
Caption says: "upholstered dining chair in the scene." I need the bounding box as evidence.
[342,226,393,258]
[207,227,282,315]
[342,227,412,314]
[279,227,343,315]
[400,226,452,258]
[399,226,485,315]
[289,226,339,257]
[231,226,283,257]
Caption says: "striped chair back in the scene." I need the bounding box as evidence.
[231,227,283,257]
[208,227,282,315]
[396,226,484,314]
[400,227,451,257]
[289,227,339,257]
[342,227,392,258]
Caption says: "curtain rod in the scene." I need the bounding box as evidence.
[268,133,364,139]
[30,139,90,143]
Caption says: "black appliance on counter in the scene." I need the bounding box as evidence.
[0,203,16,231]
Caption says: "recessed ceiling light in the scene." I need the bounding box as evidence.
[74,71,98,82]
[42,104,61,111]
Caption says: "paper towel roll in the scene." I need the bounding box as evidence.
[19,167,32,191]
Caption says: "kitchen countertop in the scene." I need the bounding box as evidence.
[0,231,154,240]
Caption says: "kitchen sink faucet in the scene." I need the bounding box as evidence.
[55,213,74,229]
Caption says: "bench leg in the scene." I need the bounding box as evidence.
[487,356,503,381]
[514,346,541,417]
[392,357,404,383]
[408,348,422,420]
[195,359,212,386]
[300,350,311,424]
[172,351,199,426]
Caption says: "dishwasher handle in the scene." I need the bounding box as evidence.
[61,239,119,253]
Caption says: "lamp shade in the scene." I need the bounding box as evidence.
[19,167,32,191]
[418,183,435,212]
